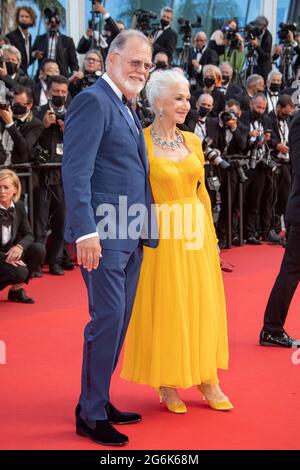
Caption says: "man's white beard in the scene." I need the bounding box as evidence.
[123,78,145,95]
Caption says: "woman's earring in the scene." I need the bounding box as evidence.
[159,109,163,119]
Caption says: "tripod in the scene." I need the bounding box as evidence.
[280,43,295,84]
[179,36,192,77]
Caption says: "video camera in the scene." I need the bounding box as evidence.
[278,22,297,43]
[44,6,60,35]
[202,136,230,171]
[222,25,242,49]
[244,21,263,42]
[178,16,202,45]
[32,145,52,164]
[133,9,157,36]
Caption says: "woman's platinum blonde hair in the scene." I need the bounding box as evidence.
[0,169,22,202]
[146,69,189,111]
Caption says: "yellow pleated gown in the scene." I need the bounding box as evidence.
[121,126,229,388]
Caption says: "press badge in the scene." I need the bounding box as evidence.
[56,143,64,156]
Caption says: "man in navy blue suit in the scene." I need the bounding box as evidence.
[62,30,156,446]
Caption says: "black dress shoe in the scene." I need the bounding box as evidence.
[267,229,282,244]
[247,236,262,245]
[259,329,296,348]
[62,260,74,271]
[76,415,128,446]
[8,288,34,304]
[232,236,240,246]
[49,264,64,275]
[76,402,141,425]
[105,402,141,424]
[31,271,43,279]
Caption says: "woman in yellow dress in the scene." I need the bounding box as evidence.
[121,69,232,413]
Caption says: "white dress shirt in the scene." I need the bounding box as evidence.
[1,202,15,246]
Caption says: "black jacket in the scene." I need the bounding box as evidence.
[253,29,273,80]
[223,82,243,101]
[32,33,79,77]
[285,111,300,224]
[77,16,120,57]
[6,28,34,75]
[1,70,35,94]
[269,110,292,157]
[187,46,219,86]
[153,27,178,60]
[0,114,43,165]
[193,88,226,117]
[0,201,33,263]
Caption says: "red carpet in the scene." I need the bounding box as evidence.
[1,244,300,450]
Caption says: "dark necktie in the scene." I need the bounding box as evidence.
[0,206,15,228]
[122,95,133,107]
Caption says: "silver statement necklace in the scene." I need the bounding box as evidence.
[151,127,183,151]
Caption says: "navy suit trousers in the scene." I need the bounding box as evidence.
[79,245,143,420]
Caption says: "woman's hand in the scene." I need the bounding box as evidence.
[5,245,24,264]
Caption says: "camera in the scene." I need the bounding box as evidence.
[202,136,230,170]
[278,22,297,43]
[244,21,263,42]
[226,155,249,183]
[133,9,157,36]
[178,16,202,44]
[222,25,241,49]
[82,71,101,88]
[220,111,237,127]
[44,6,60,35]
[32,145,51,164]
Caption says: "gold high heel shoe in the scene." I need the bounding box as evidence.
[156,387,187,414]
[197,385,233,411]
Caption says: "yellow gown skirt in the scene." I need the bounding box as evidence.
[121,128,229,388]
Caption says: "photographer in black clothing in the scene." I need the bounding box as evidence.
[246,16,272,81]
[187,31,219,89]
[216,100,249,247]
[77,2,121,58]
[32,7,79,78]
[240,93,273,244]
[33,75,69,276]
[266,95,296,242]
[152,6,178,61]
[0,87,42,167]
[69,49,103,98]
[33,59,60,107]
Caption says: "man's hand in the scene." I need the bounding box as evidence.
[0,107,13,125]
[77,237,102,272]
[0,61,8,78]
[94,2,107,15]
[33,50,44,60]
[249,37,259,47]
[57,119,64,132]
[69,71,84,83]
[249,129,261,138]
[277,143,289,154]
[43,110,57,128]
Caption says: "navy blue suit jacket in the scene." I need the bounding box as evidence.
[62,77,157,251]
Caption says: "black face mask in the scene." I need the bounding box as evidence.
[160,19,169,28]
[6,62,18,76]
[269,83,281,93]
[203,77,215,88]
[251,110,263,121]
[198,106,210,118]
[51,95,66,107]
[222,75,230,85]
[12,103,27,116]
[155,61,168,70]
[18,22,31,30]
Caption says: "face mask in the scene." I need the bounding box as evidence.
[222,75,230,85]
[269,83,280,93]
[18,22,31,30]
[273,53,280,61]
[198,106,210,118]
[12,103,27,116]
[6,62,18,76]
[160,19,169,28]
[252,110,263,121]
[51,95,66,107]
[155,61,168,70]
[203,77,215,88]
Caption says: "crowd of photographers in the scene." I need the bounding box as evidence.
[0,1,300,302]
